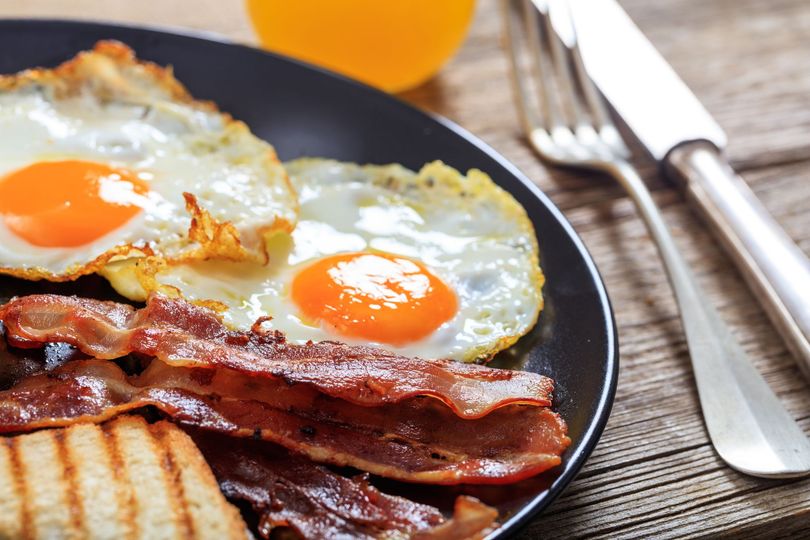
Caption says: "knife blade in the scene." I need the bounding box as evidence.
[571,0,810,377]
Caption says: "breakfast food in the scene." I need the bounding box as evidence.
[0,41,297,282]
[195,431,499,538]
[105,158,544,362]
[0,41,566,540]
[0,416,248,539]
[0,294,569,484]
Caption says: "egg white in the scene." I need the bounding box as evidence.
[0,43,296,279]
[119,159,544,362]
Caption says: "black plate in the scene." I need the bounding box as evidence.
[0,19,618,537]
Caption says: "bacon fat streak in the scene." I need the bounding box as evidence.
[0,294,554,418]
[0,294,570,485]
[192,431,498,539]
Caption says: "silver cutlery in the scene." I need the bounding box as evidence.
[570,0,810,381]
[502,0,810,478]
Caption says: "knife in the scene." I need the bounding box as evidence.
[571,0,810,378]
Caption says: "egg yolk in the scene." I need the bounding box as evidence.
[291,252,457,346]
[0,160,148,248]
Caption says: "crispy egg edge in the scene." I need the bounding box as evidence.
[105,159,545,363]
[0,40,298,282]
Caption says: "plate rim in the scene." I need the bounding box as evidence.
[0,17,620,537]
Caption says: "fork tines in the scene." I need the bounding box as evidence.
[502,0,625,162]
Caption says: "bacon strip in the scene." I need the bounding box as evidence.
[0,320,85,389]
[0,294,553,418]
[0,358,568,484]
[192,432,497,539]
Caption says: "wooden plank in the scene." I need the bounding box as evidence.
[620,0,810,170]
[0,0,256,42]
[2,0,810,172]
[403,0,810,172]
[521,158,810,538]
[0,0,809,538]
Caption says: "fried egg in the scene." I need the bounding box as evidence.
[0,41,297,281]
[106,158,544,362]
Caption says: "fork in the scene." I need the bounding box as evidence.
[502,0,810,478]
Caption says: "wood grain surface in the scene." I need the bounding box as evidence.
[1,0,809,538]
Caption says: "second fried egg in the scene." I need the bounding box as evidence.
[105,159,544,362]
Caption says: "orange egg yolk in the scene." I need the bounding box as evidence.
[0,160,148,248]
[291,252,458,346]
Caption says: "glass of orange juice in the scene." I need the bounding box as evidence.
[245,0,476,93]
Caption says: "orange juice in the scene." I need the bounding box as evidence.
[245,0,475,92]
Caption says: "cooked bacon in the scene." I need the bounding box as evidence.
[0,358,569,484]
[412,497,498,540]
[0,327,40,389]
[192,431,497,539]
[0,322,83,389]
[0,294,553,418]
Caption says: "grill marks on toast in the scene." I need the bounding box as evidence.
[99,422,139,539]
[0,437,29,539]
[16,426,76,538]
[52,430,86,536]
[152,423,196,539]
[113,416,185,538]
[154,421,251,539]
[0,416,248,539]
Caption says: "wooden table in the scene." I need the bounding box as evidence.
[2,0,809,537]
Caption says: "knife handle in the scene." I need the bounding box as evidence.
[666,141,810,378]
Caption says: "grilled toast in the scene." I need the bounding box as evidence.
[0,415,249,540]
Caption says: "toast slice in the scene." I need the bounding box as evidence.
[0,415,249,540]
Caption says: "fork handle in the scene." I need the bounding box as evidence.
[605,159,810,478]
[666,142,810,380]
